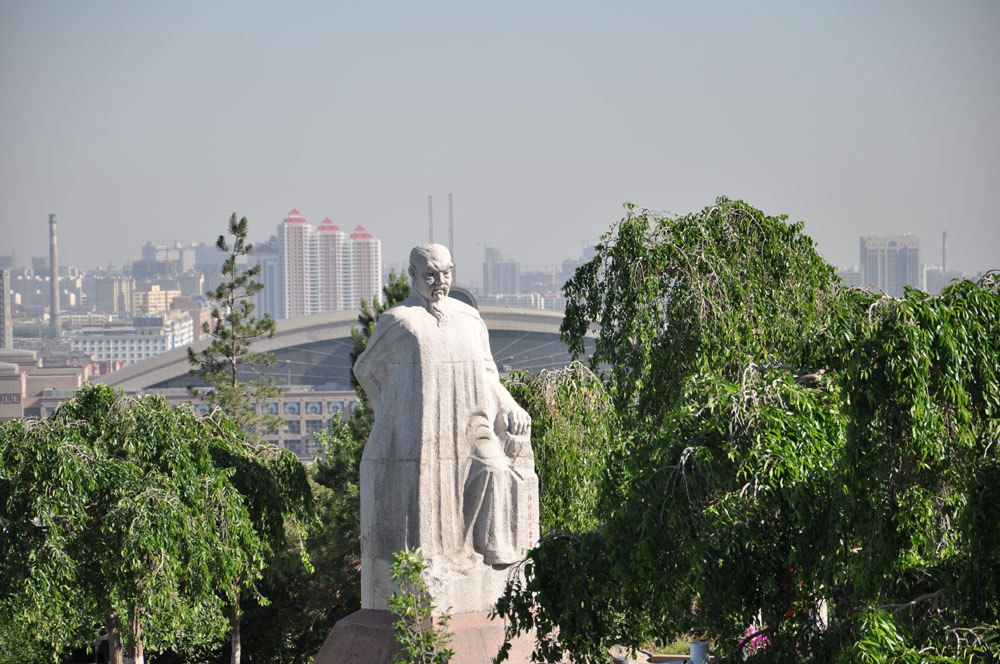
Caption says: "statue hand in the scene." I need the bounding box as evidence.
[502,405,531,437]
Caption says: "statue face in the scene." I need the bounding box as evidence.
[410,247,453,302]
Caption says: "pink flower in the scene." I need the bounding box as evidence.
[740,626,770,656]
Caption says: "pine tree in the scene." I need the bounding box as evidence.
[187,212,282,438]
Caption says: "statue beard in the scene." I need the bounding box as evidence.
[425,297,448,327]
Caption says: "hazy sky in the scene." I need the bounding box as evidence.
[1,1,997,283]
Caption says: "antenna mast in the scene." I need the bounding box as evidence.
[449,193,455,282]
[428,196,434,243]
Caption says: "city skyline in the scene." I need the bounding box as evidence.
[1,2,998,278]
[0,209,989,284]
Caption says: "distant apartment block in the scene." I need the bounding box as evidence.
[177,271,205,297]
[251,243,283,321]
[93,276,134,314]
[0,269,12,348]
[859,234,921,297]
[276,209,382,320]
[279,209,316,318]
[133,284,181,315]
[317,219,350,312]
[350,224,382,307]
[837,266,862,288]
[170,296,212,341]
[138,241,197,273]
[9,270,83,313]
[923,266,963,296]
[70,312,193,366]
[483,246,520,295]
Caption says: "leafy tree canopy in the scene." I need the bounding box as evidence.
[562,198,839,421]
[0,384,311,663]
[495,198,1000,663]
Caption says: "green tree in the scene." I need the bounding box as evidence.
[187,212,282,436]
[0,385,271,664]
[495,199,1000,662]
[561,198,838,422]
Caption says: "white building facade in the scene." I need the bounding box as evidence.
[70,312,194,366]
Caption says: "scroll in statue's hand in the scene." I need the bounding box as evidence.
[501,405,531,436]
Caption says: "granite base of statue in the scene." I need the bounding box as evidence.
[314,245,541,664]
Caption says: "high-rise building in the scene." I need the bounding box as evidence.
[275,210,383,320]
[177,272,205,297]
[483,246,520,295]
[923,266,963,296]
[251,242,283,321]
[350,225,382,308]
[0,269,13,348]
[139,242,195,273]
[132,284,181,315]
[837,266,862,288]
[317,219,351,312]
[93,277,134,314]
[859,235,921,297]
[170,296,212,341]
[141,242,171,263]
[278,209,318,319]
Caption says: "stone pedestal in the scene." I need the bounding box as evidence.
[313,609,540,664]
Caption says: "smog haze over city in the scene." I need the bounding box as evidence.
[1,0,998,281]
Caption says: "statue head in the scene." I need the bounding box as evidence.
[409,244,453,303]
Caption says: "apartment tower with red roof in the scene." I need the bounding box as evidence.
[275,209,382,320]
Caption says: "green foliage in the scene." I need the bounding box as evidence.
[0,384,296,662]
[0,616,55,664]
[388,548,454,664]
[504,362,618,534]
[562,198,839,421]
[218,467,361,664]
[187,212,282,436]
[495,200,1000,663]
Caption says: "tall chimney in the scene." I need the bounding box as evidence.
[49,214,61,332]
[942,231,947,272]
[428,196,434,243]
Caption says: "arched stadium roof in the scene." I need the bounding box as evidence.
[95,306,596,392]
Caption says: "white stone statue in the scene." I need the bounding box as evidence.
[354,243,540,614]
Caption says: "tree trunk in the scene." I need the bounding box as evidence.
[106,609,123,664]
[130,604,145,664]
[230,599,242,664]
